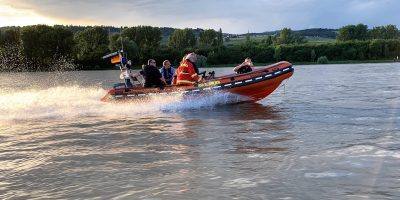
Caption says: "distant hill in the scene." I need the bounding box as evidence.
[295,28,337,38]
[0,25,338,40]
[227,28,337,39]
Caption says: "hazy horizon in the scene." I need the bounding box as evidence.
[0,0,399,34]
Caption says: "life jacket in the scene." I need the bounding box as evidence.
[161,67,174,84]
[176,60,199,86]
[237,65,253,74]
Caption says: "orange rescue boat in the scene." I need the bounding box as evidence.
[101,61,293,102]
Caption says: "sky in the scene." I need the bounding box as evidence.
[0,0,399,34]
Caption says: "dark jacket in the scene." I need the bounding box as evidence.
[237,65,253,74]
[140,65,164,88]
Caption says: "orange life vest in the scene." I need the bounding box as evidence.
[176,60,200,85]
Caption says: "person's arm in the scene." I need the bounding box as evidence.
[155,67,162,79]
[130,72,140,78]
[171,67,176,76]
[159,68,164,79]
[233,63,245,72]
[160,77,167,85]
[188,64,202,83]
[155,67,166,85]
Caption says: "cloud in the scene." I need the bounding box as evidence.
[1,0,399,33]
[0,2,56,26]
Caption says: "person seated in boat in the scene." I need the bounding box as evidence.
[176,52,203,86]
[140,59,166,89]
[160,60,175,85]
[120,58,133,88]
[172,55,187,85]
[233,57,254,74]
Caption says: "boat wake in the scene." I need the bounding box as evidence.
[0,85,247,124]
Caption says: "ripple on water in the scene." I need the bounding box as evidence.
[1,64,400,199]
[222,178,269,189]
[304,171,353,179]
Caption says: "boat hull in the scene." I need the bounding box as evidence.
[101,61,294,103]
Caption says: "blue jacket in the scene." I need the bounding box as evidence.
[160,66,175,85]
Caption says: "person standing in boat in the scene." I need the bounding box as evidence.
[160,60,175,85]
[140,59,166,89]
[176,52,202,86]
[120,57,133,88]
[233,57,254,74]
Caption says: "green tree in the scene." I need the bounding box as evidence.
[121,26,162,50]
[168,28,196,50]
[317,56,329,64]
[384,25,399,39]
[337,25,353,41]
[355,24,368,40]
[278,28,292,44]
[241,37,257,59]
[53,25,75,56]
[74,26,109,67]
[293,34,307,44]
[369,39,385,59]
[199,29,218,47]
[274,46,282,61]
[245,32,251,43]
[370,26,384,39]
[310,49,316,62]
[121,26,162,63]
[261,35,274,46]
[370,25,399,39]
[0,27,20,46]
[20,25,74,70]
[337,24,368,41]
[276,28,306,44]
[217,28,223,46]
[109,34,139,62]
[0,43,28,71]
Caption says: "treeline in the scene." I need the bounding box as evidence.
[205,39,400,65]
[246,28,337,39]
[0,24,399,72]
[0,25,224,71]
[210,24,400,64]
[337,24,399,41]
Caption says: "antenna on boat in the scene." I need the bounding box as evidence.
[120,27,124,56]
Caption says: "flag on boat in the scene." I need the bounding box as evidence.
[111,54,122,64]
[102,50,123,64]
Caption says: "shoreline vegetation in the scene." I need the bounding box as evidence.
[0,24,399,72]
[210,59,398,68]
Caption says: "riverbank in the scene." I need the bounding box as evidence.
[208,59,398,68]
[1,59,398,72]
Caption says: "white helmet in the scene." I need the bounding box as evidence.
[185,52,197,63]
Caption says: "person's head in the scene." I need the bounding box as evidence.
[163,60,171,68]
[127,60,132,65]
[147,59,156,67]
[244,57,252,63]
[186,52,197,63]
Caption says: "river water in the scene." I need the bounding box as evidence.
[0,63,399,199]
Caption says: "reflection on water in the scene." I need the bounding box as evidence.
[176,103,293,155]
[232,146,289,154]
[179,102,286,121]
[0,63,400,199]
